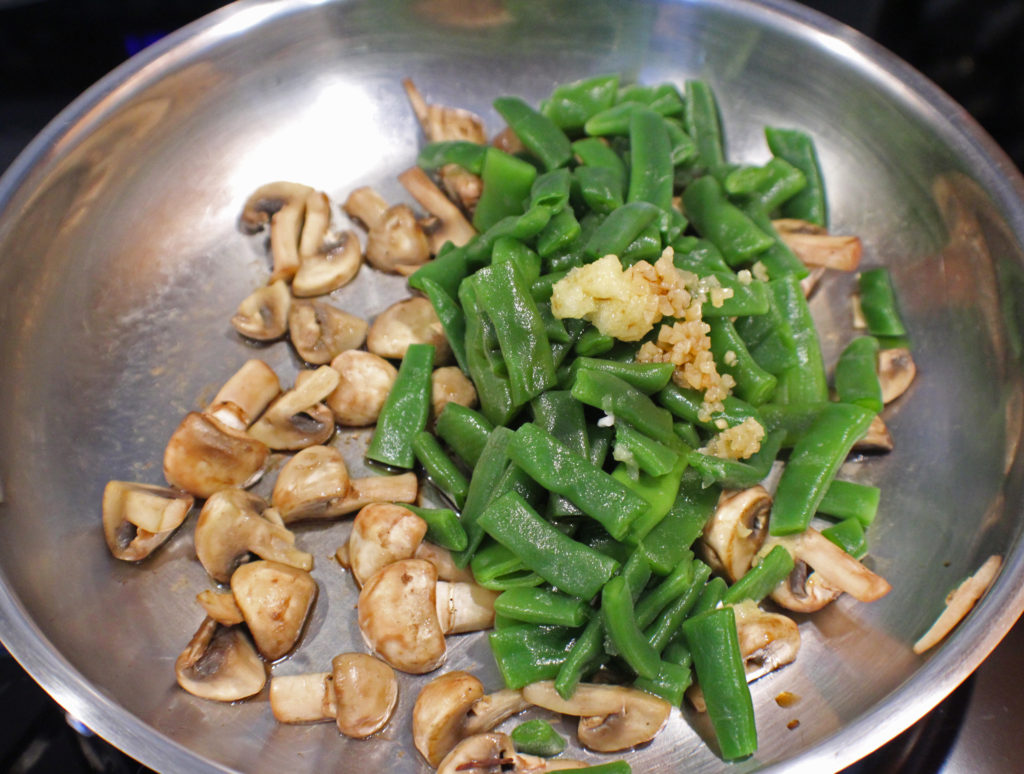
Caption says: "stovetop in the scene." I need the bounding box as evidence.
[0,1,1022,772]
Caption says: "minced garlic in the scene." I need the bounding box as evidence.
[701,417,766,460]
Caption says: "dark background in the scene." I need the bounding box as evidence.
[0,0,1021,772]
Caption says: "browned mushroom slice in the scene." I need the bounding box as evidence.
[101,481,193,561]
[231,280,292,341]
[491,126,524,154]
[398,166,476,251]
[878,347,916,404]
[402,78,487,144]
[431,366,478,419]
[269,653,399,738]
[230,560,317,661]
[853,414,894,453]
[367,296,451,363]
[196,589,245,626]
[288,299,369,365]
[521,681,671,753]
[436,733,516,774]
[800,265,827,298]
[239,181,314,234]
[412,671,530,767]
[206,359,281,431]
[761,528,892,613]
[248,366,339,450]
[701,486,771,582]
[292,231,363,298]
[440,164,483,215]
[773,219,863,272]
[913,554,1002,654]
[298,190,331,257]
[366,204,431,274]
[175,617,267,702]
[194,488,313,583]
[326,350,398,426]
[271,445,350,521]
[163,412,269,499]
[342,186,390,232]
[732,599,801,681]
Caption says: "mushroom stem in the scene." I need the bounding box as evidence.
[435,580,498,634]
[270,672,335,723]
[298,190,331,257]
[398,166,476,250]
[207,359,281,430]
[248,366,339,450]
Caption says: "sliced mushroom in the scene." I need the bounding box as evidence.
[853,414,894,452]
[520,681,671,753]
[326,350,398,426]
[298,190,331,257]
[366,204,431,274]
[732,599,801,681]
[175,617,267,702]
[196,589,245,626]
[413,671,530,767]
[206,359,281,431]
[230,560,317,661]
[248,366,339,450]
[402,78,487,144]
[163,411,269,499]
[358,559,496,673]
[760,527,892,613]
[231,279,292,341]
[332,652,400,737]
[877,347,916,404]
[342,186,390,232]
[367,296,451,363]
[773,219,862,272]
[270,445,418,524]
[398,166,476,251]
[194,488,313,583]
[292,231,363,297]
[701,486,771,583]
[440,164,483,215]
[101,481,193,561]
[800,266,827,298]
[345,502,473,586]
[432,366,478,419]
[436,733,516,774]
[492,126,524,154]
[240,181,314,233]
[913,554,1002,654]
[288,299,369,365]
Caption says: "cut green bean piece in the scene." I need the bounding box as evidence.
[471,540,544,590]
[460,279,515,427]
[495,587,590,628]
[683,176,775,266]
[477,491,621,599]
[412,431,469,509]
[536,206,582,258]
[615,456,689,546]
[818,479,881,526]
[765,126,828,227]
[489,624,575,690]
[576,165,625,214]
[687,429,783,489]
[510,719,567,757]
[613,422,682,477]
[572,369,676,446]
[858,267,908,337]
[435,402,493,467]
[835,335,883,413]
[555,616,605,699]
[770,402,876,536]
[494,96,573,171]
[657,383,763,432]
[473,147,538,232]
[492,236,542,284]
[583,201,661,259]
[543,74,620,130]
[572,137,627,188]
[683,607,757,760]
[571,356,675,395]
[684,80,727,176]
[707,316,778,405]
[366,343,434,469]
[402,504,467,552]
[417,277,468,373]
[453,427,515,566]
[634,659,692,706]
[771,275,829,404]
[822,517,869,559]
[644,560,712,652]
[635,556,695,628]
[638,472,718,575]
[417,140,487,174]
[722,544,794,605]
[602,575,661,679]
[628,107,673,212]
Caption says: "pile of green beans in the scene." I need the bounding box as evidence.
[368,73,907,763]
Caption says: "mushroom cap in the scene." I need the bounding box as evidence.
[194,488,313,583]
[521,681,671,753]
[367,296,451,363]
[431,366,478,420]
[349,503,427,586]
[326,350,398,427]
[248,366,339,451]
[102,481,193,561]
[239,181,314,234]
[357,558,446,674]
[435,733,516,774]
[288,299,369,365]
[732,599,801,681]
[878,347,916,404]
[271,445,351,522]
[231,280,291,341]
[342,186,390,231]
[366,204,431,274]
[163,411,269,499]
[196,589,245,626]
[413,671,486,766]
[853,414,894,452]
[701,486,772,582]
[231,560,318,661]
[175,617,267,702]
[332,652,399,738]
[292,230,363,298]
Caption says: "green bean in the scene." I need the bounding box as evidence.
[673,421,701,449]
[571,137,627,189]
[494,96,572,171]
[770,402,876,535]
[434,402,493,467]
[818,479,880,526]
[408,240,471,298]
[583,201,661,259]
[757,401,828,447]
[613,422,683,477]
[510,719,567,757]
[495,587,590,628]
[765,126,828,227]
[822,517,869,559]
[489,623,576,689]
[529,167,573,212]
[634,556,695,628]
[614,456,689,546]
[574,328,616,357]
[531,270,569,303]
[477,491,621,599]
[683,607,758,760]
[471,541,544,590]
[733,283,800,375]
[707,316,778,405]
[411,431,469,509]
[634,659,692,706]
[366,343,434,469]
[572,358,675,394]
[416,140,487,174]
[415,276,468,373]
[617,83,684,115]
[663,117,697,166]
[571,369,676,446]
[492,236,542,284]
[684,80,727,176]
[472,147,538,231]
[532,390,588,519]
[858,267,908,337]
[739,203,809,279]
[575,165,625,214]
[555,616,605,699]
[638,472,718,575]
[722,544,794,605]
[644,560,713,652]
[628,107,673,212]
[683,176,775,266]
[602,574,661,679]
[698,272,771,318]
[536,206,582,258]
[770,274,829,404]
[401,503,467,552]
[542,74,620,130]
[657,383,763,432]
[620,222,663,265]
[834,335,883,413]
[453,427,515,566]
[459,279,515,427]
[687,429,784,489]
